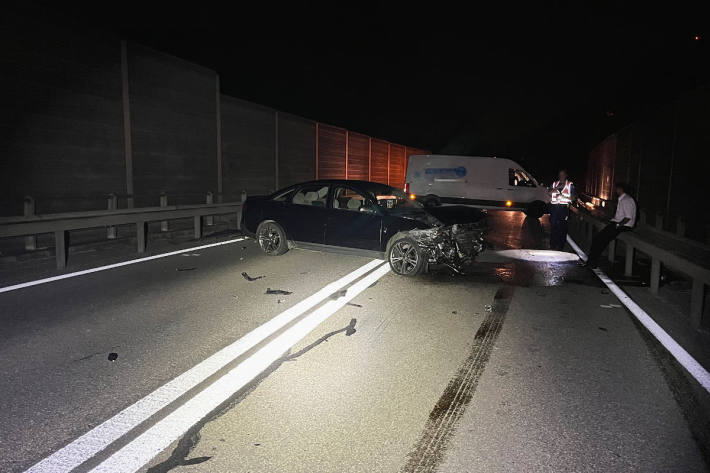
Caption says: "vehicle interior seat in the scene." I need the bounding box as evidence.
[293,192,306,205]
[347,198,362,210]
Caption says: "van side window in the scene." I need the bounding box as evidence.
[508,169,536,187]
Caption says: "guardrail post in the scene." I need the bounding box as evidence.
[107,193,118,239]
[586,221,594,244]
[24,196,37,250]
[690,280,706,329]
[676,217,685,237]
[624,245,634,276]
[655,213,664,230]
[137,221,147,253]
[55,230,67,269]
[194,215,202,239]
[205,192,214,226]
[160,193,168,232]
[650,257,661,294]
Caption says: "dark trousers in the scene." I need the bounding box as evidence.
[588,223,631,265]
[549,204,569,250]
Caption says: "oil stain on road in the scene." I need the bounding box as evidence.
[402,285,515,473]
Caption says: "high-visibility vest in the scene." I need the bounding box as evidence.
[551,180,573,205]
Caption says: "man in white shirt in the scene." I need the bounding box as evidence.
[580,182,637,268]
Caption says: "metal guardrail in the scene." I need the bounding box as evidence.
[0,202,244,270]
[570,206,710,329]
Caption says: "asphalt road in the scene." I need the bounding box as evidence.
[0,211,707,472]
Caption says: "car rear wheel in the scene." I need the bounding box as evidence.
[256,221,288,256]
[524,200,546,219]
[387,236,425,276]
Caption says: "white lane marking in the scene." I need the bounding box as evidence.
[25,259,385,473]
[567,235,710,393]
[90,263,392,473]
[0,238,248,294]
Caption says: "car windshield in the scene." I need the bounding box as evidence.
[372,187,422,210]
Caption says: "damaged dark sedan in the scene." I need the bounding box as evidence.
[242,180,487,276]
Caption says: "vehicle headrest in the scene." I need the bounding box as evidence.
[304,191,318,202]
[333,199,339,208]
[293,193,305,204]
[317,187,328,198]
[347,198,362,210]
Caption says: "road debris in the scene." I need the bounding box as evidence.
[598,326,608,332]
[452,310,458,314]
[484,304,492,312]
[181,253,201,257]
[241,272,263,281]
[347,302,363,308]
[266,288,292,295]
[600,303,622,309]
[176,267,196,271]
[108,352,118,361]
[330,289,347,299]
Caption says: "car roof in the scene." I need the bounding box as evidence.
[284,179,394,191]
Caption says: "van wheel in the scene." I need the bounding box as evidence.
[524,201,546,219]
[256,221,288,255]
[423,195,441,208]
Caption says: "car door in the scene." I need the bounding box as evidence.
[282,184,330,244]
[324,185,382,251]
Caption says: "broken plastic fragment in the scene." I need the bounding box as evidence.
[266,288,292,295]
[242,272,263,281]
[108,352,118,361]
[330,289,347,299]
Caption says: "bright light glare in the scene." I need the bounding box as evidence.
[495,249,580,262]
[409,193,416,200]
[505,200,513,207]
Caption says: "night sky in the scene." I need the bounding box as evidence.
[20,2,710,179]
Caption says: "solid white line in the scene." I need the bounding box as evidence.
[89,263,392,473]
[566,235,710,393]
[0,237,248,294]
[25,258,385,473]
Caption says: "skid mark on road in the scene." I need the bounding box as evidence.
[403,285,515,473]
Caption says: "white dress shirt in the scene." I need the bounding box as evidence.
[611,193,636,227]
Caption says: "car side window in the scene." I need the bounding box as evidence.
[332,187,368,212]
[273,187,295,201]
[292,185,329,207]
[508,169,536,187]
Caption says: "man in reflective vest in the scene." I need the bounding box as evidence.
[549,169,575,250]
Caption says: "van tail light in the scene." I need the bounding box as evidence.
[404,182,410,194]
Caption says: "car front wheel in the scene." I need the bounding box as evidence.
[387,236,425,276]
[256,221,288,256]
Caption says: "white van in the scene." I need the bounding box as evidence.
[405,155,549,218]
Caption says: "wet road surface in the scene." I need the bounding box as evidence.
[0,210,706,472]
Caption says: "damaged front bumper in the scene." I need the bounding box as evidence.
[406,223,486,272]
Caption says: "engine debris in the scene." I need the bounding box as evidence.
[242,272,263,281]
[266,288,292,295]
